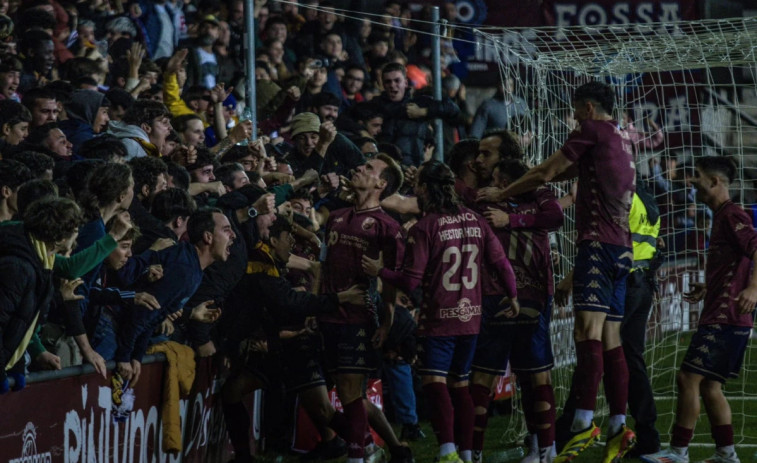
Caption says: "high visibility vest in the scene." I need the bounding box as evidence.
[629,192,660,269]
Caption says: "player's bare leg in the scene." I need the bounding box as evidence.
[298,384,349,460]
[300,385,339,440]
[676,371,704,429]
[701,379,731,427]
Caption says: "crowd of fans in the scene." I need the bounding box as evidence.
[0,0,476,458]
[0,0,711,461]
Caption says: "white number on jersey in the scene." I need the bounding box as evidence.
[441,244,479,291]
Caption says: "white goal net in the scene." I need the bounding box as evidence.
[476,16,757,450]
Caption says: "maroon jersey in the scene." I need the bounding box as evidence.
[320,206,405,325]
[484,188,563,308]
[395,207,516,337]
[701,200,757,327]
[561,119,635,248]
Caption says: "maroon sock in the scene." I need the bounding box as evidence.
[329,410,350,440]
[602,346,629,416]
[519,376,536,434]
[574,340,604,410]
[671,424,694,448]
[533,385,556,448]
[470,383,492,451]
[423,382,455,445]
[711,424,734,448]
[450,386,475,452]
[343,399,367,459]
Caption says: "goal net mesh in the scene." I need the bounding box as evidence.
[476,16,757,449]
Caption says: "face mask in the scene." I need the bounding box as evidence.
[200,33,216,46]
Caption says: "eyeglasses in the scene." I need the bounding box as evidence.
[346,75,364,82]
[363,151,378,158]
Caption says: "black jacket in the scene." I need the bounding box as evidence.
[221,243,339,356]
[0,224,55,382]
[376,92,460,166]
[181,189,254,347]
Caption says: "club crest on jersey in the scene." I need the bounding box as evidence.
[362,217,376,230]
[440,298,481,323]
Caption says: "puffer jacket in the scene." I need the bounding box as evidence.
[0,224,55,382]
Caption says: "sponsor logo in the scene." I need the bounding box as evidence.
[328,231,339,246]
[440,298,481,323]
[362,217,376,230]
[437,212,477,226]
[9,422,52,463]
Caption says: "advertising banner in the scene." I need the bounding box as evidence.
[0,357,250,463]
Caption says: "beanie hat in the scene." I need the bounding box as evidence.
[290,112,321,138]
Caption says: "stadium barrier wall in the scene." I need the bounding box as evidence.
[0,355,254,463]
[653,259,702,338]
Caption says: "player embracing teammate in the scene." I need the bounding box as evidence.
[364,160,519,463]
[479,81,637,462]
[471,158,564,463]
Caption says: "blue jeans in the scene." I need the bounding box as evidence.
[384,360,418,425]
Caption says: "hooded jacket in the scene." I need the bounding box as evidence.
[107,120,156,160]
[60,89,108,156]
[0,223,55,382]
